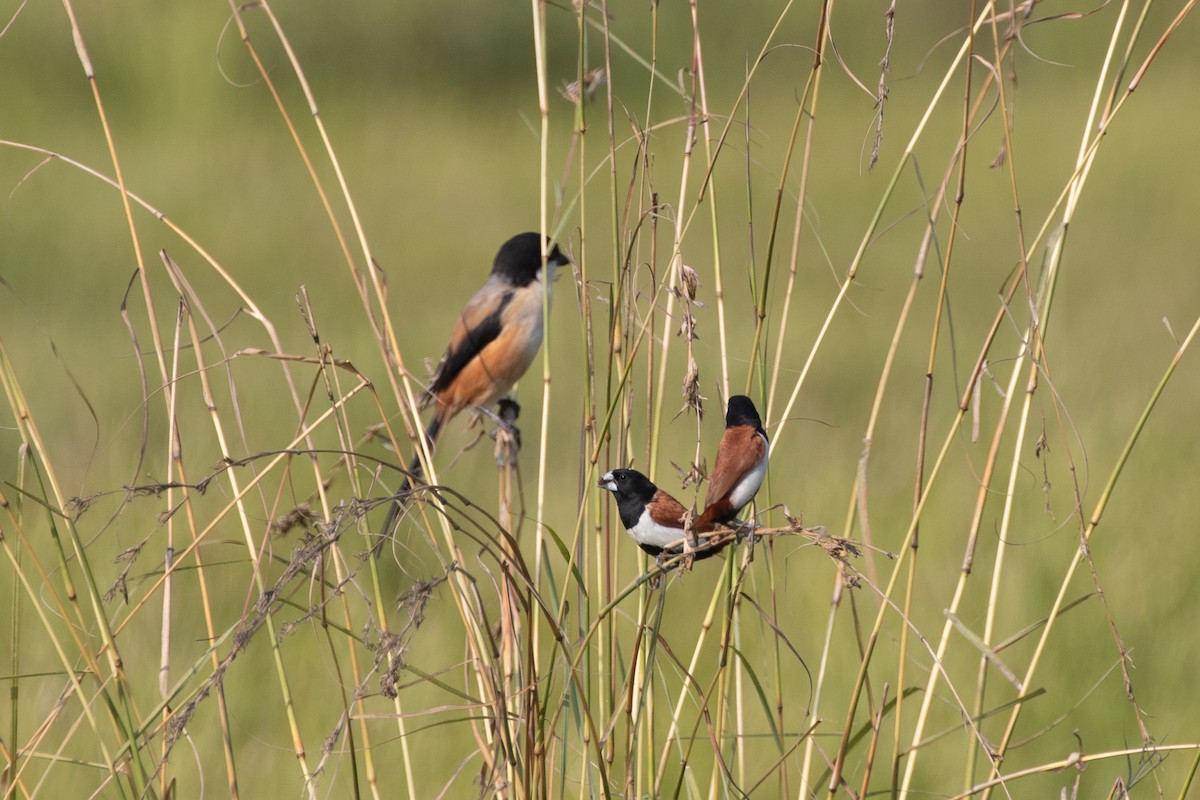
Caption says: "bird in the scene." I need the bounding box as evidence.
[379,232,570,545]
[693,395,769,530]
[598,468,726,563]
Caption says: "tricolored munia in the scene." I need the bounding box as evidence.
[693,394,768,530]
[599,468,726,564]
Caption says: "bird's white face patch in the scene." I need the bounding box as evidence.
[541,250,571,286]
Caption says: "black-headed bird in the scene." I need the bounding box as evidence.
[599,468,725,563]
[694,395,768,530]
[380,232,569,547]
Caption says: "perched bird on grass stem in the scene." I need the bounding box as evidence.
[599,468,726,565]
[378,232,570,551]
[694,394,768,531]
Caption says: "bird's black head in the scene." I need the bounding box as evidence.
[598,468,658,503]
[725,395,766,437]
[492,232,570,287]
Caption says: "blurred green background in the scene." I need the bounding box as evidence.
[2,0,1199,796]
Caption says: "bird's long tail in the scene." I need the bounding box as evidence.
[376,414,444,555]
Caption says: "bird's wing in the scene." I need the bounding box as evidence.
[703,426,768,508]
[647,490,690,527]
[428,284,514,397]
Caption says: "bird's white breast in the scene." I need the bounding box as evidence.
[627,510,685,549]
